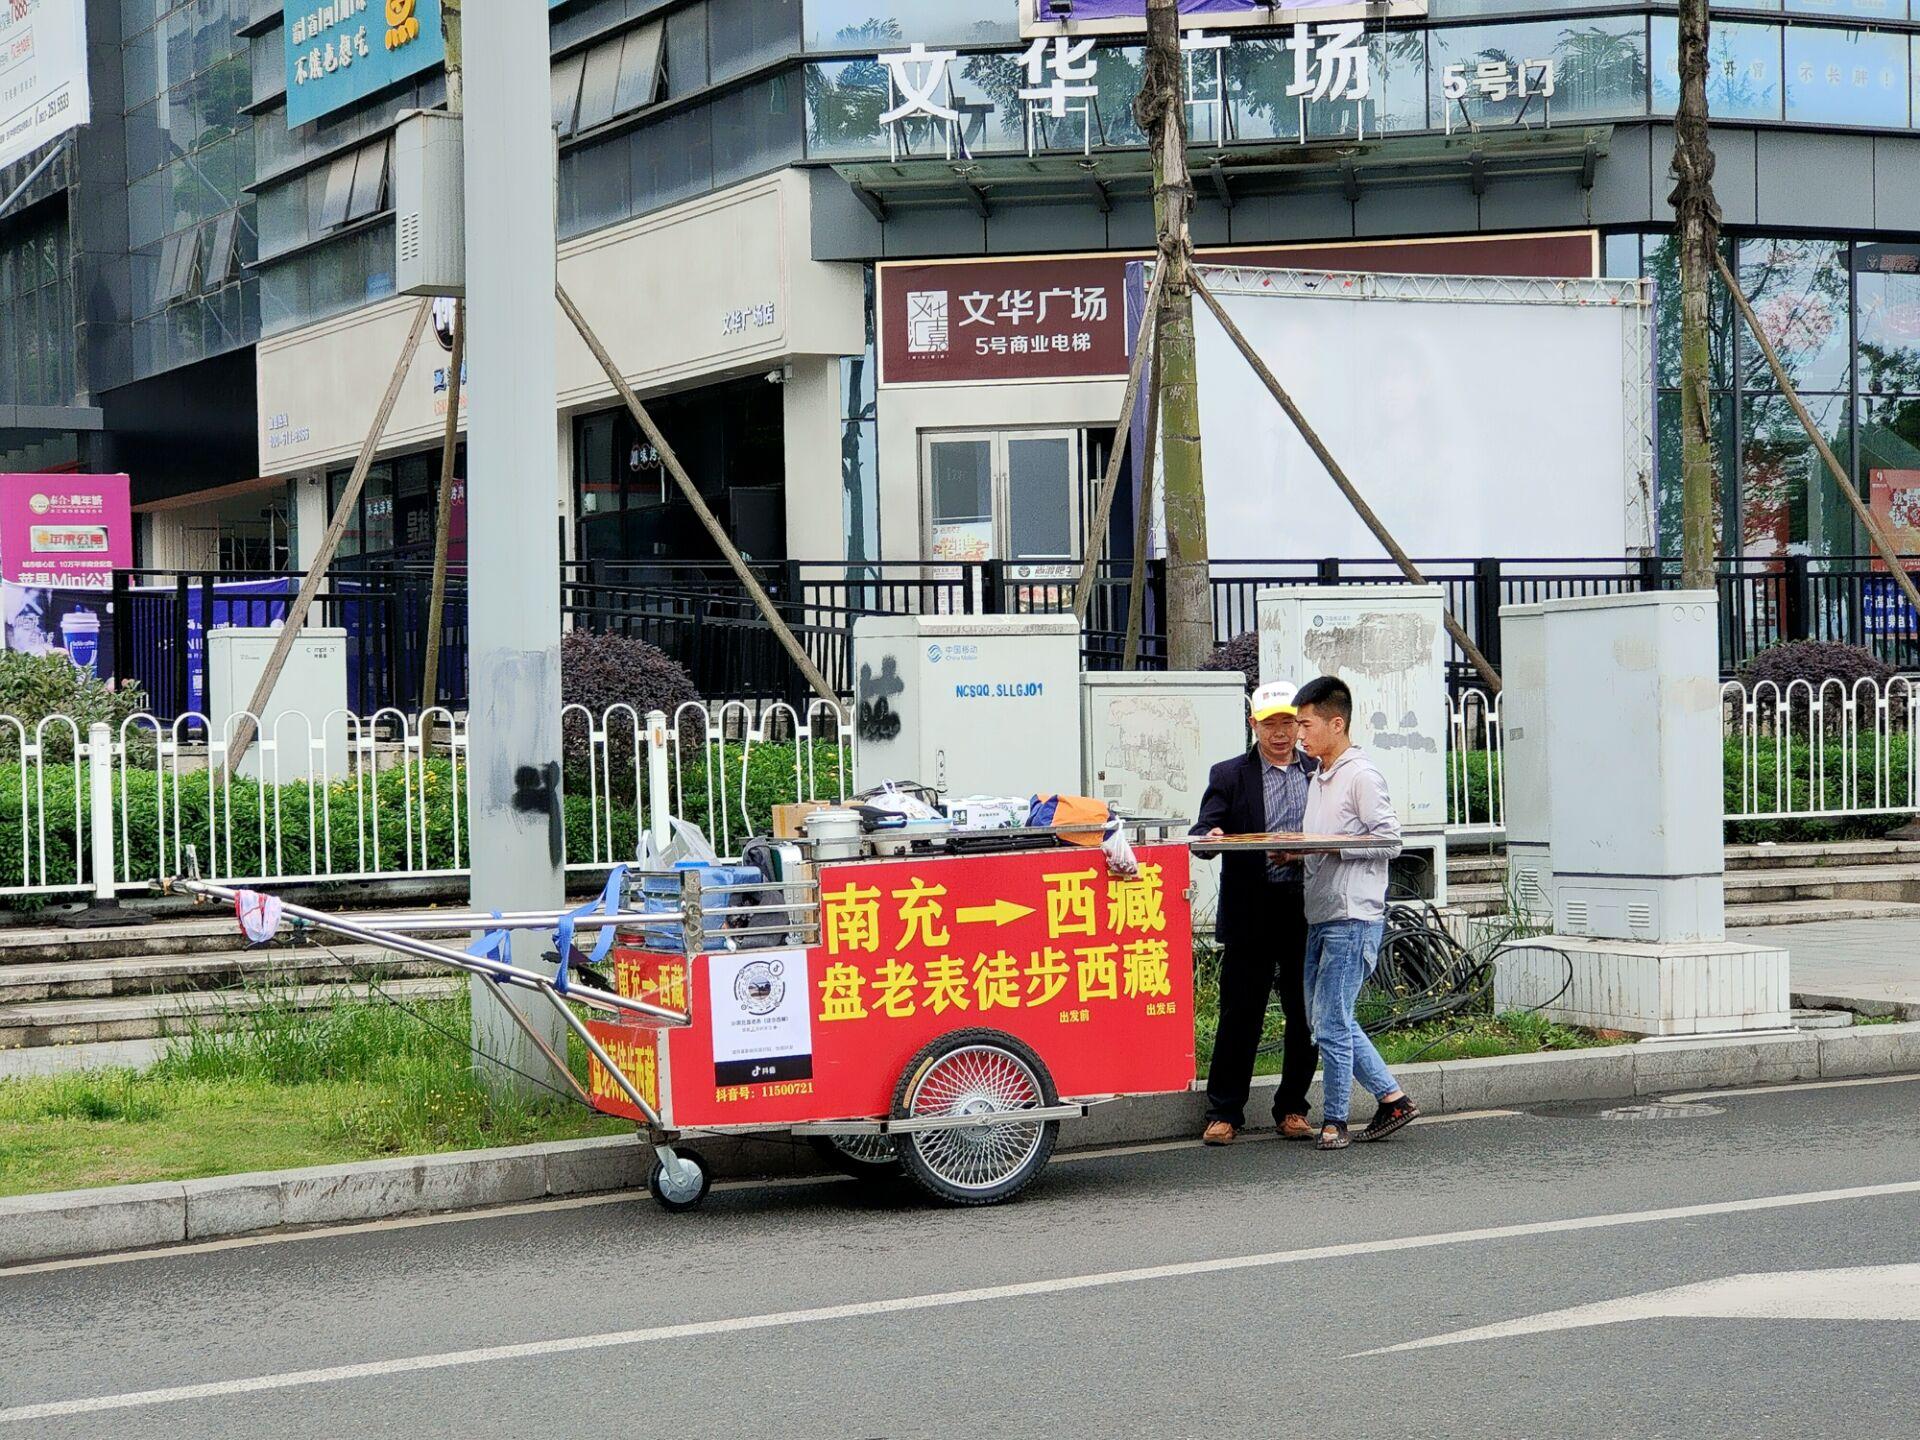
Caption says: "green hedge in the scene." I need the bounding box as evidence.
[0,740,847,899]
[1447,737,1917,842]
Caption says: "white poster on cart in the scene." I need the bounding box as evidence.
[707,949,814,1086]
[0,2,92,172]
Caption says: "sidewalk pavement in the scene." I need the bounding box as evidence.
[1731,916,1920,1018]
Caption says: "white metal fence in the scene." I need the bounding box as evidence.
[0,702,851,902]
[1722,676,1920,822]
[9,678,1916,903]
[1444,675,1920,833]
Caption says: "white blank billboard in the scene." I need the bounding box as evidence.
[1181,267,1653,561]
[0,1,91,172]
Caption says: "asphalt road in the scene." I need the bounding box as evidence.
[4,1075,1919,1439]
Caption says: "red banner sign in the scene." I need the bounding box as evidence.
[877,232,1596,386]
[590,845,1196,1129]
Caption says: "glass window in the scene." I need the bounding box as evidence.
[1857,245,1920,397]
[1656,390,1734,556]
[1428,16,1649,131]
[615,22,666,117]
[1739,238,1852,394]
[362,463,396,555]
[1651,18,1783,122]
[346,141,389,222]
[1740,390,1853,558]
[711,74,804,187]
[709,0,802,83]
[1007,435,1074,559]
[318,152,356,230]
[1645,233,1736,391]
[1860,396,1920,543]
[1785,1,1904,19]
[560,133,632,238]
[576,33,626,132]
[665,4,710,98]
[1784,24,1908,128]
[804,1,1022,51]
[552,50,586,137]
[925,443,990,537]
[629,104,714,218]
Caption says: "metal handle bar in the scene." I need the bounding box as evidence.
[161,875,689,1027]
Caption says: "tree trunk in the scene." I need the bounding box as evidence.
[1671,0,1722,593]
[1135,0,1212,669]
[418,0,464,746]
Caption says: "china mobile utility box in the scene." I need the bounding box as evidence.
[850,615,1082,799]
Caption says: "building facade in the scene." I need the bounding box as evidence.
[10,1,1920,586]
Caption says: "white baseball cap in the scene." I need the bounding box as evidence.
[1250,680,1299,722]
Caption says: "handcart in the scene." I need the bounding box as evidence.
[164,827,1381,1214]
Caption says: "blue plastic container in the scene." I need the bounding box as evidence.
[637,861,764,952]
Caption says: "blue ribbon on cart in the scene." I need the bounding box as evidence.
[551,864,627,995]
[467,911,510,973]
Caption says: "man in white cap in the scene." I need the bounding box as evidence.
[1190,680,1318,1145]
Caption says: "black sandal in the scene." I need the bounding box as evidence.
[1317,1122,1351,1151]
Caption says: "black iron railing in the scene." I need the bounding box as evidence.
[91,554,1920,718]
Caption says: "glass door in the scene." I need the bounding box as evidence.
[920,428,1083,565]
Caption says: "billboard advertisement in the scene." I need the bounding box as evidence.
[877,233,1598,386]
[0,0,92,171]
[0,471,129,677]
[283,0,445,127]
[0,473,131,590]
[1022,0,1427,36]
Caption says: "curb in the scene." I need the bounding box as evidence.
[5,1022,1918,1267]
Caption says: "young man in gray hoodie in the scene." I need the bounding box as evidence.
[1292,675,1421,1150]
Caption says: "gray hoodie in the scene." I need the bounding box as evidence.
[1301,746,1403,925]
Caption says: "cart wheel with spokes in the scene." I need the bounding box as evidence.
[890,1029,1059,1207]
[648,1144,711,1213]
[806,1132,902,1180]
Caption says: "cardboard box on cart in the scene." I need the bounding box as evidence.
[585,844,1197,1131]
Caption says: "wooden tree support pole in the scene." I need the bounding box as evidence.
[1189,267,1504,694]
[223,298,434,775]
[557,283,839,707]
[420,299,465,747]
[1715,249,1920,624]
[1121,367,1163,671]
[1074,258,1168,624]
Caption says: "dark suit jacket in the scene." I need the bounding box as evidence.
[1190,749,1315,946]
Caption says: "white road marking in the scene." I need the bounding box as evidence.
[5,1176,1919,1424]
[1663,1072,1920,1104]
[0,1110,1522,1280]
[1358,1264,1920,1354]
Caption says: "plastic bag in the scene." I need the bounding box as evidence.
[637,817,718,870]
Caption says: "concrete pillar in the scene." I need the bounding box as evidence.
[292,473,328,572]
[781,356,847,564]
[462,5,568,1094]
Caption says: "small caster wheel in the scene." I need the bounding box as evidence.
[648,1145,711,1213]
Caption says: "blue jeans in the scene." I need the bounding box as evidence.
[1304,919,1400,1125]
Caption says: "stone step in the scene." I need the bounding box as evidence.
[1792,1007,1856,1031]
[0,977,466,1050]
[1728,899,1920,927]
[0,910,473,967]
[1723,862,1920,906]
[1725,839,1920,871]
[0,944,437,1004]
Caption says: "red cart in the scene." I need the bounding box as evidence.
[584,841,1197,1211]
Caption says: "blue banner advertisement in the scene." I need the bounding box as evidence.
[284,0,446,127]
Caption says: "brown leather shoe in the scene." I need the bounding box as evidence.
[1277,1113,1315,1142]
[1202,1120,1237,1146]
